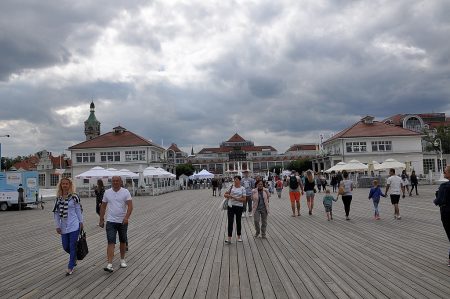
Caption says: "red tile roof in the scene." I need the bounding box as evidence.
[227,133,246,142]
[69,127,164,150]
[286,144,318,152]
[13,156,39,170]
[324,119,421,144]
[167,143,183,153]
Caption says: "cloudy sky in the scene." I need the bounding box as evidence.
[1,0,450,157]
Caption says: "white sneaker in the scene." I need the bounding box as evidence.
[104,264,114,273]
[396,215,402,220]
[249,213,253,217]
[242,213,246,218]
[120,260,127,268]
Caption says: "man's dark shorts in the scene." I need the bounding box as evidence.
[106,221,128,244]
[390,194,400,205]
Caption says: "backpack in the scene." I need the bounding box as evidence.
[289,176,299,189]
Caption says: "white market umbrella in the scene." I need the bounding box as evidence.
[378,158,406,170]
[106,168,124,177]
[342,160,368,172]
[143,166,162,178]
[155,167,175,178]
[119,169,139,178]
[325,162,347,173]
[193,169,214,179]
[75,166,111,179]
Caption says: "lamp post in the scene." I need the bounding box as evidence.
[0,134,11,171]
[434,138,447,182]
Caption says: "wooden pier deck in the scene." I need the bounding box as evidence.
[0,184,449,298]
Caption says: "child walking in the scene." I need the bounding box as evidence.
[323,190,337,221]
[368,180,385,220]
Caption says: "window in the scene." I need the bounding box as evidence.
[151,151,156,161]
[76,153,95,163]
[346,142,367,153]
[50,174,59,186]
[262,151,271,156]
[39,174,45,186]
[253,162,260,170]
[371,141,392,152]
[438,159,447,172]
[423,159,435,174]
[101,151,120,162]
[125,150,145,161]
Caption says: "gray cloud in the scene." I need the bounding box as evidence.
[1,0,450,157]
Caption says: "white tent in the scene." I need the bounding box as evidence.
[343,160,368,172]
[155,167,176,178]
[377,158,406,170]
[143,166,162,178]
[119,169,139,178]
[193,169,214,179]
[325,162,348,173]
[75,166,111,179]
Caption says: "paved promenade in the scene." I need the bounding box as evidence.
[0,184,449,298]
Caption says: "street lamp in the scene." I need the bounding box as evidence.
[0,135,11,171]
[434,138,447,182]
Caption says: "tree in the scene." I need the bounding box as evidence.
[287,158,313,174]
[176,163,195,178]
[423,125,450,154]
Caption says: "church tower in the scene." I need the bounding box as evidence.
[84,101,101,140]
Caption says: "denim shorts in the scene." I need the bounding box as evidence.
[106,221,128,244]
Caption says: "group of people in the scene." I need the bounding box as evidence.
[52,165,450,275]
[53,176,133,276]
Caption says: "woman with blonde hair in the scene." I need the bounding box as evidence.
[304,170,316,215]
[53,177,83,276]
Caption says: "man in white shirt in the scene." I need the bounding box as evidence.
[99,176,133,272]
[385,168,404,220]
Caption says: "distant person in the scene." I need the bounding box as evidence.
[433,165,450,267]
[368,180,385,220]
[99,176,133,273]
[224,176,246,243]
[275,177,284,199]
[17,184,24,204]
[53,178,83,276]
[385,168,404,220]
[303,170,316,215]
[322,189,337,221]
[252,179,270,238]
[211,178,218,196]
[320,173,327,191]
[218,178,223,196]
[339,171,354,220]
[94,179,105,215]
[330,173,338,193]
[409,170,419,196]
[288,171,304,217]
[241,170,255,217]
[401,170,410,198]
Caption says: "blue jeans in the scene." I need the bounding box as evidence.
[61,229,79,270]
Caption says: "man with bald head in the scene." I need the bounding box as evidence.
[434,165,450,267]
[99,176,133,272]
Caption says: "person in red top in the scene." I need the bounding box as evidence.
[275,177,283,199]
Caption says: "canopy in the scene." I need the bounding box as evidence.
[75,166,111,179]
[106,168,125,177]
[155,167,176,178]
[343,160,368,172]
[377,158,406,170]
[193,169,214,179]
[119,169,139,178]
[325,162,347,173]
[143,166,163,178]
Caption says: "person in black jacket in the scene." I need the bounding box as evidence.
[94,179,105,215]
[434,165,450,267]
[409,170,419,196]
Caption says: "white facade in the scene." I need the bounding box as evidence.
[70,146,166,178]
[321,135,426,174]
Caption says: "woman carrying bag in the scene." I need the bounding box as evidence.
[53,178,83,276]
[224,176,246,243]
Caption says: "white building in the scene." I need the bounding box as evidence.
[312,116,427,174]
[69,125,168,178]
